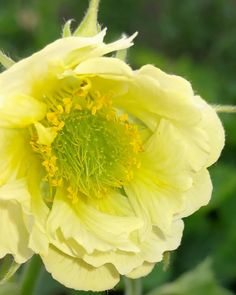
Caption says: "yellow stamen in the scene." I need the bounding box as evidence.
[63,98,73,113]
[119,113,128,122]
[47,112,60,126]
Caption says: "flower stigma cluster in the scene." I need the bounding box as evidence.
[30,78,142,203]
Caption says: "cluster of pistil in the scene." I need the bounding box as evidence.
[30,78,143,203]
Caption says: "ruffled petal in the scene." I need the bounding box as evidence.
[0,128,33,184]
[140,220,184,263]
[83,250,143,275]
[114,71,201,130]
[0,31,136,127]
[0,30,134,97]
[141,119,194,190]
[41,245,120,291]
[125,176,182,235]
[73,58,201,131]
[75,56,133,78]
[126,262,155,279]
[0,94,46,128]
[83,219,184,275]
[179,169,212,218]
[0,128,49,255]
[0,180,33,263]
[194,96,225,167]
[47,191,142,253]
[137,64,194,98]
[26,160,50,255]
[124,120,194,234]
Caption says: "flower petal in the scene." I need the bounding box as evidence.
[0,94,46,128]
[83,250,143,275]
[140,220,184,263]
[137,64,194,98]
[141,119,194,190]
[195,96,225,167]
[114,71,202,130]
[73,58,201,131]
[126,262,155,279]
[125,177,182,235]
[0,31,136,127]
[47,191,142,253]
[41,245,120,291]
[0,128,49,255]
[179,169,212,218]
[26,160,50,255]
[0,180,33,263]
[75,56,133,77]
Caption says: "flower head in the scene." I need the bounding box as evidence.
[0,1,224,292]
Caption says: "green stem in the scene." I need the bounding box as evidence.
[124,277,142,295]
[212,104,236,113]
[20,255,42,295]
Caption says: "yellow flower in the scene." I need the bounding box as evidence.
[0,12,224,294]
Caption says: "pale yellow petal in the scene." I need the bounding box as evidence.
[140,220,184,263]
[125,121,192,233]
[47,191,142,253]
[126,262,155,279]
[0,30,136,128]
[0,94,46,128]
[41,245,120,291]
[83,250,144,275]
[142,115,210,175]
[0,180,33,263]
[87,190,137,217]
[141,119,194,190]
[0,128,49,255]
[195,96,225,167]
[0,129,34,184]
[137,64,194,97]
[83,220,180,272]
[74,57,200,128]
[179,169,212,218]
[174,122,210,172]
[125,177,182,235]
[26,160,50,255]
[72,58,202,132]
[46,228,86,259]
[0,202,32,263]
[75,56,133,78]
[0,30,106,94]
[65,32,137,68]
[113,73,202,130]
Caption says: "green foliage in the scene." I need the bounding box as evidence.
[146,259,233,295]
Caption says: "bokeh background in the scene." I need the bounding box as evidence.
[0,0,236,294]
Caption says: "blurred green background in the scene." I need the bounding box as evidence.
[0,0,236,294]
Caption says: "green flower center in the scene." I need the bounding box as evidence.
[31,80,142,201]
[53,108,141,198]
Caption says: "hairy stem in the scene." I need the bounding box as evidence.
[124,277,142,295]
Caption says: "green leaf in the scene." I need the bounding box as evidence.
[146,259,233,295]
[0,255,20,285]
